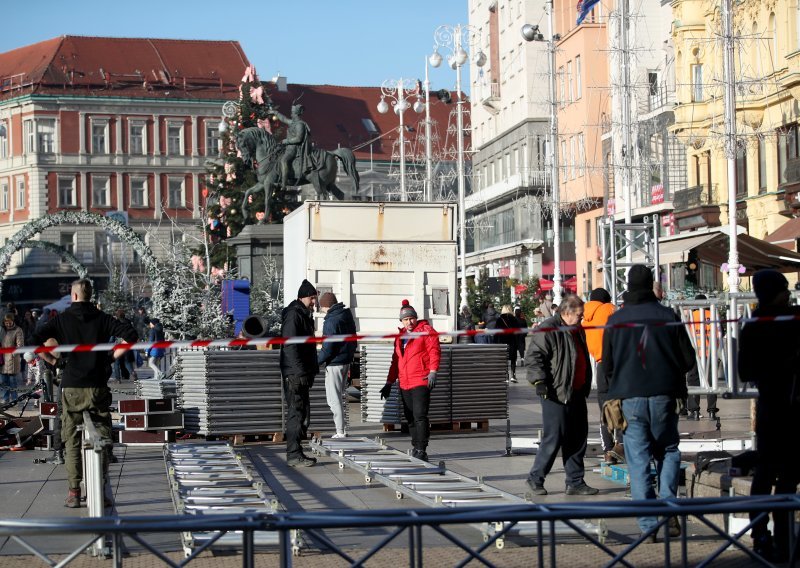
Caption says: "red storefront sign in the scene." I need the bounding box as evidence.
[607,198,616,215]
[651,184,664,204]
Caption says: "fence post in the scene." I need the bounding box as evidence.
[81,410,111,556]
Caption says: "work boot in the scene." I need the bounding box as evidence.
[565,483,600,496]
[610,443,625,463]
[64,488,81,508]
[707,409,719,421]
[525,478,547,495]
[287,454,316,468]
[51,449,65,465]
[603,451,618,465]
[666,516,681,538]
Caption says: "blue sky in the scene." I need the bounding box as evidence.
[3,0,470,91]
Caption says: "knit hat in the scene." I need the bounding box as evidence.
[752,269,788,305]
[627,265,653,293]
[399,299,418,320]
[319,292,337,308]
[589,288,612,303]
[297,279,317,299]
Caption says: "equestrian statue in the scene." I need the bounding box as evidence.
[237,103,359,223]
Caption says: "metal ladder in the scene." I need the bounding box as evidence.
[309,436,604,549]
[164,441,301,556]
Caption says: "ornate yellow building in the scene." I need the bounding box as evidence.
[671,0,800,246]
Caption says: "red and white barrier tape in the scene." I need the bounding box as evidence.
[4,314,798,358]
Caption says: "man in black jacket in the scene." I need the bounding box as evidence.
[280,279,319,467]
[30,279,138,508]
[739,270,800,562]
[604,265,695,541]
[524,294,598,497]
[317,292,357,438]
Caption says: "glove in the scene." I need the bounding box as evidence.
[426,371,437,390]
[534,381,548,398]
[380,383,393,400]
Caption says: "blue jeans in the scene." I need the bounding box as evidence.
[0,373,16,403]
[622,396,681,533]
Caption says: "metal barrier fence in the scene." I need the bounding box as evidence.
[1,495,799,567]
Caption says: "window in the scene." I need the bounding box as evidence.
[15,177,25,209]
[129,121,146,155]
[92,175,110,207]
[91,120,108,154]
[585,219,592,247]
[130,177,147,207]
[735,151,747,198]
[691,64,704,102]
[168,177,185,207]
[0,182,7,211]
[94,232,109,264]
[432,287,450,316]
[560,140,567,182]
[205,123,220,156]
[575,56,582,99]
[758,137,767,194]
[38,119,55,153]
[570,136,576,179]
[60,232,76,255]
[58,176,76,206]
[23,120,34,153]
[567,60,573,102]
[0,122,7,158]
[558,66,565,107]
[778,125,799,184]
[167,122,183,155]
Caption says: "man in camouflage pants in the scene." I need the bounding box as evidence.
[31,279,138,507]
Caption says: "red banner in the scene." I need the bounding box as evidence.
[651,184,664,204]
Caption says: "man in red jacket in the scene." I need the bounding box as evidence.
[380,300,440,461]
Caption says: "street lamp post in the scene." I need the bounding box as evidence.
[430,24,486,311]
[522,2,563,305]
[378,79,424,202]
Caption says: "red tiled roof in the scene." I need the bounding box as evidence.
[266,83,466,161]
[0,35,248,102]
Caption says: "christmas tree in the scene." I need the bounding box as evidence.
[201,65,294,269]
[248,256,284,336]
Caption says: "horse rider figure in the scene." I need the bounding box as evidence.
[273,104,316,191]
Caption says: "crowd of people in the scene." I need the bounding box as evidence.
[9,268,796,562]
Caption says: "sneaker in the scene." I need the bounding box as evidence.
[417,451,429,462]
[287,455,317,468]
[525,478,547,495]
[509,375,518,383]
[64,489,81,508]
[687,410,701,421]
[707,410,718,421]
[331,433,347,439]
[565,483,599,496]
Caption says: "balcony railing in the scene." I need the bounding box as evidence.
[673,184,716,212]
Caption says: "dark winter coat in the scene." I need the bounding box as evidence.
[496,313,524,359]
[739,305,800,406]
[30,302,138,388]
[525,314,592,404]
[147,322,166,358]
[603,290,695,400]
[280,299,319,379]
[317,302,357,366]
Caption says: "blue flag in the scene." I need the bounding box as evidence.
[576,0,600,25]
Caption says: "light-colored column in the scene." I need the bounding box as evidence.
[191,116,198,157]
[153,174,162,218]
[152,115,160,156]
[80,172,87,211]
[115,114,123,156]
[78,112,86,162]
[191,172,199,217]
[116,172,123,210]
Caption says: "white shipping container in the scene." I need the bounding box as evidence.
[283,201,458,334]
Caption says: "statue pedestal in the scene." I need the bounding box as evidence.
[228,224,284,283]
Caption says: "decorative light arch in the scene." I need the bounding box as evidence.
[0,211,160,297]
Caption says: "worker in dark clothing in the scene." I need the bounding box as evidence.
[739,270,800,563]
[30,279,138,508]
[280,279,319,467]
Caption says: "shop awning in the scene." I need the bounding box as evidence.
[635,230,800,274]
[765,217,800,251]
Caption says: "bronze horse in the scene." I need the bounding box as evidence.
[236,127,359,222]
